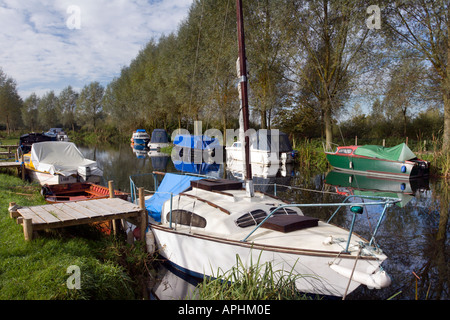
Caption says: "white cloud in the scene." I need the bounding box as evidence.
[0,0,193,98]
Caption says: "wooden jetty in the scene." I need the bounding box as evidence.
[9,187,148,241]
[0,160,25,179]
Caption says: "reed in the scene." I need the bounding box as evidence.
[192,254,318,300]
[293,138,328,172]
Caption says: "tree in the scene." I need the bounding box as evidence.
[22,93,40,132]
[58,86,79,131]
[77,82,104,132]
[384,0,450,150]
[0,68,23,134]
[286,0,377,148]
[37,91,59,130]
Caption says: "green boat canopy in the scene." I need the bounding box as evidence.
[354,143,416,161]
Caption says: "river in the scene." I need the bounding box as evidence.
[79,143,449,300]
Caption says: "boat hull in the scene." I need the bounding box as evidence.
[325,153,428,179]
[27,169,101,186]
[150,224,389,297]
[226,147,294,165]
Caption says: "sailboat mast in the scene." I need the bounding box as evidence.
[236,0,254,197]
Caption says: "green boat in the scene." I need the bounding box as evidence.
[325,143,429,179]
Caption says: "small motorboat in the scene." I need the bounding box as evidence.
[131,129,151,145]
[325,143,429,179]
[42,182,129,203]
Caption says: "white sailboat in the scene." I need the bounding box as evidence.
[140,0,396,297]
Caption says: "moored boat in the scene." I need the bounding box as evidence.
[226,130,296,166]
[148,129,170,150]
[143,173,396,297]
[131,129,151,145]
[325,143,429,179]
[42,182,129,203]
[23,141,103,185]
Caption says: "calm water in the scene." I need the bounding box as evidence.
[79,143,449,300]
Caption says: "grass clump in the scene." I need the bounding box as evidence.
[192,255,318,300]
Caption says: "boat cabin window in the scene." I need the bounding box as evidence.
[337,148,354,154]
[235,209,267,228]
[232,142,241,148]
[269,207,299,216]
[166,210,207,228]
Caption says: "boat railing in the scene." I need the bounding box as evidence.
[322,141,339,153]
[241,195,400,253]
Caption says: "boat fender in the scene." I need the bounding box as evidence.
[401,165,406,173]
[349,161,353,169]
[330,264,391,289]
[146,230,156,254]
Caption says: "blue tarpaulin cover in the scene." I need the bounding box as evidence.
[145,173,202,222]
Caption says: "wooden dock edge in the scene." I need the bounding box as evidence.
[7,182,149,246]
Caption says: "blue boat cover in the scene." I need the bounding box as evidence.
[145,173,202,222]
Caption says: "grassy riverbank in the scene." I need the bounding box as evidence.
[0,173,152,299]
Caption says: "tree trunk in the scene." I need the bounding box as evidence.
[323,99,332,150]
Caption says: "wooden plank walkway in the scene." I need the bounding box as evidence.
[10,197,147,241]
[0,162,21,169]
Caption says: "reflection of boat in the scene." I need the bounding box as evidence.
[226,130,295,165]
[42,182,129,203]
[172,135,221,164]
[149,153,170,171]
[226,159,292,179]
[139,1,397,298]
[151,262,200,300]
[131,143,149,159]
[325,143,429,179]
[325,170,429,207]
[23,141,103,185]
[174,161,220,176]
[131,129,151,145]
[148,129,170,150]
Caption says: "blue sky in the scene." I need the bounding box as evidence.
[0,0,193,99]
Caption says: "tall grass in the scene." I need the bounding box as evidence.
[192,254,318,300]
[293,139,328,172]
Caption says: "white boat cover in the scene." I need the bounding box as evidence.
[30,141,103,177]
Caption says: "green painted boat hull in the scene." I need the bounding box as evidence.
[325,153,428,179]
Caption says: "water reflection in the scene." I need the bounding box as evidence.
[79,143,449,300]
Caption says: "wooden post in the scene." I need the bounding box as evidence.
[21,154,25,180]
[382,139,385,147]
[108,180,118,236]
[8,202,19,219]
[23,218,33,241]
[355,136,357,146]
[138,187,147,248]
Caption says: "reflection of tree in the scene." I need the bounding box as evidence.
[417,179,449,300]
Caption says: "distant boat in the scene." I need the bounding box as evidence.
[18,132,56,154]
[226,130,295,166]
[23,141,103,185]
[45,128,70,142]
[131,129,150,145]
[148,129,170,150]
[325,143,429,179]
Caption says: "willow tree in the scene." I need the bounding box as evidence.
[0,68,22,134]
[286,0,377,149]
[383,0,450,151]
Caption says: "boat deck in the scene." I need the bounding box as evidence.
[9,198,146,240]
